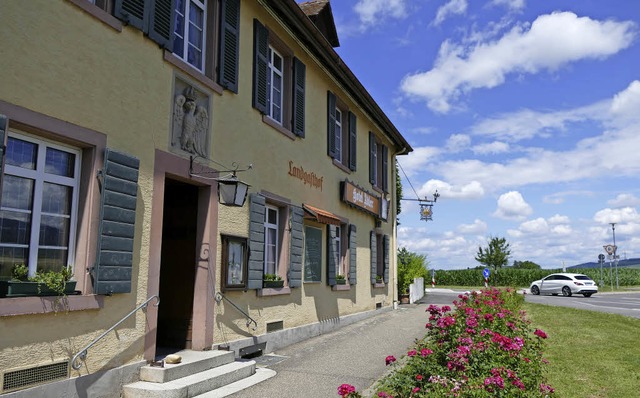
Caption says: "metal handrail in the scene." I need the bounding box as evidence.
[71,295,160,370]
[215,292,257,331]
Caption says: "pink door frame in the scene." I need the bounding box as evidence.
[144,149,219,360]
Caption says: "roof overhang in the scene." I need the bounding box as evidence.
[303,204,342,225]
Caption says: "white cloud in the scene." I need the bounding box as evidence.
[446,133,471,152]
[543,191,595,205]
[548,214,570,225]
[417,179,485,200]
[401,12,637,113]
[354,0,408,30]
[470,103,607,142]
[457,219,488,234]
[519,217,548,234]
[472,141,510,155]
[493,191,532,220]
[434,0,468,26]
[397,146,441,177]
[593,207,640,224]
[610,80,640,124]
[608,193,640,208]
[490,0,525,11]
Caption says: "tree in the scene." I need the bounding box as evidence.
[475,236,511,270]
[397,247,429,294]
[395,162,402,216]
[512,260,541,269]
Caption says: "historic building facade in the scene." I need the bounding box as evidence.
[0,0,411,395]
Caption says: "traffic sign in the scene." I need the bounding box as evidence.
[483,268,490,278]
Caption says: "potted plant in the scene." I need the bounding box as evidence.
[263,273,284,288]
[375,274,383,284]
[335,274,346,285]
[0,264,76,298]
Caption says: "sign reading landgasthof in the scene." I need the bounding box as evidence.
[341,180,380,218]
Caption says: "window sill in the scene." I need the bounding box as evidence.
[67,0,123,31]
[0,294,105,317]
[372,185,383,194]
[332,159,352,174]
[262,116,296,141]
[164,51,224,96]
[373,282,386,288]
[332,284,351,291]
[257,286,291,297]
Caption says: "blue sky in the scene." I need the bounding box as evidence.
[326,0,640,269]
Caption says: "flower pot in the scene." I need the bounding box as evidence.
[336,279,346,285]
[399,294,410,304]
[0,280,77,298]
[263,280,284,288]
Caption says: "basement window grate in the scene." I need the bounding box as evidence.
[266,320,283,333]
[2,361,68,393]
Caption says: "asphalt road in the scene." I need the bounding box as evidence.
[423,289,640,318]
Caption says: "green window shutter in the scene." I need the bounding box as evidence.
[289,206,304,287]
[370,231,377,284]
[252,19,269,114]
[292,57,306,138]
[348,111,357,171]
[147,0,174,48]
[93,149,140,295]
[327,91,337,158]
[0,115,7,204]
[114,0,146,31]
[218,0,240,92]
[247,193,265,289]
[327,224,337,285]
[382,145,389,193]
[348,224,357,284]
[383,234,390,284]
[369,132,376,184]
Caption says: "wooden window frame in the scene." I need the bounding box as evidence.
[221,235,248,291]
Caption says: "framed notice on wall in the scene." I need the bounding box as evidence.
[304,226,323,282]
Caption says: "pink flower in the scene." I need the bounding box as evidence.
[534,329,548,339]
[540,383,555,394]
[407,349,417,357]
[338,384,356,397]
[416,374,423,381]
[412,387,420,394]
[420,348,433,357]
[385,355,396,365]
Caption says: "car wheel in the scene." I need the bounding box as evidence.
[562,286,572,297]
[583,293,592,298]
[531,285,540,295]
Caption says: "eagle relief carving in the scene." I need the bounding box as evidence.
[172,86,209,157]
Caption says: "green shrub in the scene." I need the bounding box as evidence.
[372,288,554,397]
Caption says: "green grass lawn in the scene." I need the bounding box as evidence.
[524,303,640,398]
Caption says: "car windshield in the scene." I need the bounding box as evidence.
[574,275,593,281]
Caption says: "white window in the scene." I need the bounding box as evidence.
[264,205,279,275]
[334,226,342,275]
[267,46,284,124]
[0,134,80,277]
[173,0,207,72]
[334,109,342,163]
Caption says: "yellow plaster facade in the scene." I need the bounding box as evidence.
[0,0,411,395]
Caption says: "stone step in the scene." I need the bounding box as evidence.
[193,368,277,398]
[140,350,235,383]
[123,360,256,398]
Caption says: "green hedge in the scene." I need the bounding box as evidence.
[433,267,640,287]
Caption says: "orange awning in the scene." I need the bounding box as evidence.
[303,204,342,226]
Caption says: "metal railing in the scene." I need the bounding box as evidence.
[71,295,160,370]
[214,292,257,330]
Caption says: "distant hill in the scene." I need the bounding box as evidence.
[566,258,640,270]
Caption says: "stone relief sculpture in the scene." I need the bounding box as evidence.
[172,86,208,157]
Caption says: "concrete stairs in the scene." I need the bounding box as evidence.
[123,350,275,398]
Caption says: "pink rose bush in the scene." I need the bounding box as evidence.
[366,287,553,397]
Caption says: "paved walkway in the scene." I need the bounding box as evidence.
[229,302,433,398]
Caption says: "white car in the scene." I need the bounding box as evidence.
[529,273,598,297]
